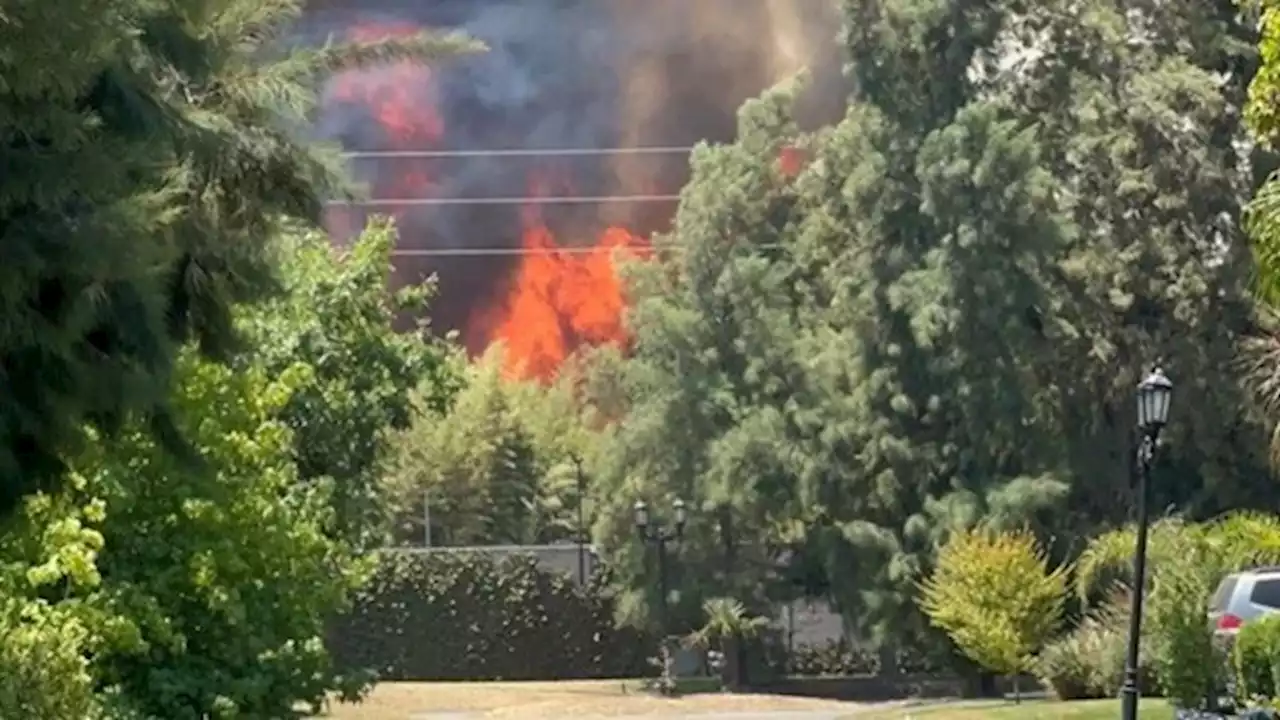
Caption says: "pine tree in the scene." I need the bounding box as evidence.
[0,0,479,516]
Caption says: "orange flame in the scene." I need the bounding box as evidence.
[469,175,649,381]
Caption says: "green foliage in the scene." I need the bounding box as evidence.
[1234,614,1280,704]
[785,640,878,677]
[0,598,103,720]
[1036,592,1157,701]
[0,0,480,518]
[1074,513,1280,709]
[329,550,653,680]
[385,347,591,546]
[586,0,1269,661]
[61,354,368,719]
[920,527,1068,680]
[241,220,461,550]
[0,459,115,719]
[687,597,769,649]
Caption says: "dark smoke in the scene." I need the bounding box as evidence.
[300,0,847,344]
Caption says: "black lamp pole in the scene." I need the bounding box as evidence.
[634,499,687,638]
[1120,366,1173,720]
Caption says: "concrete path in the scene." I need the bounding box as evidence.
[413,707,903,720]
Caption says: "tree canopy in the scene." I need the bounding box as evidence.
[0,0,479,517]
[581,0,1273,652]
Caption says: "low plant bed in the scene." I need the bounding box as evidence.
[850,698,1173,719]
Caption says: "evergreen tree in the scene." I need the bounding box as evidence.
[384,348,587,546]
[990,0,1268,521]
[0,0,479,516]
[592,0,1272,655]
[587,82,815,629]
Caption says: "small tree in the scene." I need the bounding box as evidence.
[919,526,1068,702]
[685,597,770,691]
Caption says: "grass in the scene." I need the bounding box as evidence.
[319,682,1179,719]
[850,698,1174,719]
[319,679,886,719]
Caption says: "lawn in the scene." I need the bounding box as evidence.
[320,679,880,719]
[320,682,1178,719]
[852,698,1173,719]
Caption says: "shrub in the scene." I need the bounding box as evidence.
[1234,614,1280,703]
[785,640,878,676]
[69,357,370,720]
[329,550,653,680]
[920,526,1069,698]
[0,603,102,720]
[1145,551,1229,708]
[1037,618,1122,700]
[1036,591,1158,700]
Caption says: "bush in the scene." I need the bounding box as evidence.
[1145,554,1228,709]
[1036,592,1158,701]
[68,357,370,720]
[920,526,1068,692]
[1234,614,1280,703]
[785,640,878,676]
[329,550,653,680]
[0,603,102,720]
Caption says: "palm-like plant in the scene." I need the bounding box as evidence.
[1075,512,1280,708]
[686,597,770,691]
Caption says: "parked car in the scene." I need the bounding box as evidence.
[1209,567,1280,637]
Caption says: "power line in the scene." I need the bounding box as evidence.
[327,193,680,207]
[385,244,788,257]
[342,146,697,159]
[389,247,644,257]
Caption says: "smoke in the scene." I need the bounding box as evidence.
[302,0,846,343]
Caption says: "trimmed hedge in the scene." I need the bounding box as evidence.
[328,550,654,680]
[1234,614,1280,702]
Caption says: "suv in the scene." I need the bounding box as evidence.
[1209,567,1280,637]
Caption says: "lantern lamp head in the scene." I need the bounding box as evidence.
[1136,367,1173,432]
[673,498,687,532]
[633,500,649,532]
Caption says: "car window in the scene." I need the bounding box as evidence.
[1212,575,1239,611]
[1250,578,1280,609]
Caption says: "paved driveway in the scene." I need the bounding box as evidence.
[414,707,897,720]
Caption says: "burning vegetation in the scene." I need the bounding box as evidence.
[312,1,842,380]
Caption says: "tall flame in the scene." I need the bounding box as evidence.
[468,175,649,381]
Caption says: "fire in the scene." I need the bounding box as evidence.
[325,22,443,240]
[469,177,649,381]
[330,20,650,381]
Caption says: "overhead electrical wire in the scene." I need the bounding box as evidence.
[331,144,707,257]
[385,244,789,258]
[341,145,698,159]
[326,193,681,207]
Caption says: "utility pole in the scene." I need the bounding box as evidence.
[423,489,432,548]
[571,453,587,584]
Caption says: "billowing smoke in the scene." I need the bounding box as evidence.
[300,0,846,366]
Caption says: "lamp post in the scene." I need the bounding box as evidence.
[1120,366,1173,720]
[634,498,688,637]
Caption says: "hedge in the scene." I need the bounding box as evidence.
[328,550,654,680]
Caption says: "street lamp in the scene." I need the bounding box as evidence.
[1120,366,1173,720]
[634,499,687,637]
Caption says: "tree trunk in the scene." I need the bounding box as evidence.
[878,644,900,678]
[722,636,743,692]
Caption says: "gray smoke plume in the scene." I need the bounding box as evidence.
[301,0,846,345]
